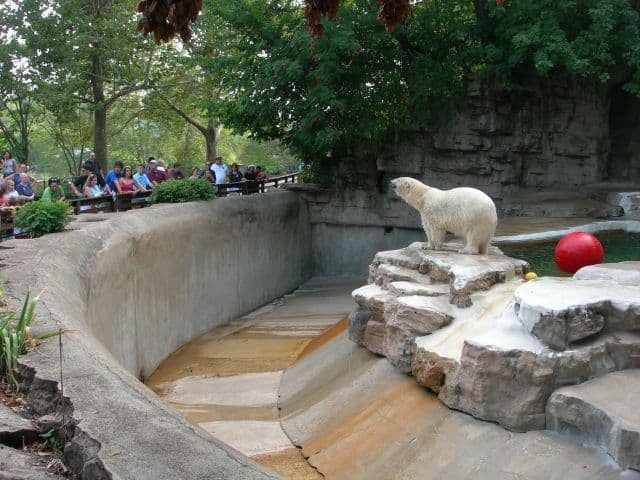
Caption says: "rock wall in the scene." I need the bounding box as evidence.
[299,73,637,276]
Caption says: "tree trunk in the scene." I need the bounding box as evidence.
[204,121,221,163]
[91,53,108,173]
[205,129,217,163]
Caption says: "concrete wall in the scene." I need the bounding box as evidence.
[83,191,312,378]
[311,223,423,277]
[0,191,310,479]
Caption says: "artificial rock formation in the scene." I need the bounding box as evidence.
[350,245,640,440]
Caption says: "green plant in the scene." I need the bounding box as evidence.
[14,200,69,238]
[148,178,216,203]
[0,290,37,391]
[39,429,62,454]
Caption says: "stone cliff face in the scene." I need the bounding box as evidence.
[376,73,611,199]
[295,72,634,275]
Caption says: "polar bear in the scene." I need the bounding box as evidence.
[390,177,497,254]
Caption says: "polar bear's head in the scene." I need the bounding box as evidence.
[390,177,426,201]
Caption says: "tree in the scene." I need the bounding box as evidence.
[2,0,158,171]
[0,42,40,163]
[135,1,640,179]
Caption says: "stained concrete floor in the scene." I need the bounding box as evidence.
[147,277,363,480]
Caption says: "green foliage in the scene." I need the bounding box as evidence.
[14,200,69,238]
[2,0,640,187]
[480,0,640,89]
[149,178,216,203]
[0,290,37,391]
[211,0,477,163]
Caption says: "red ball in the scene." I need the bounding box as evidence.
[554,232,604,274]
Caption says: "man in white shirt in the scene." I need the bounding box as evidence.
[210,156,228,185]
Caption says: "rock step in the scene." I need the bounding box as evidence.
[547,369,640,470]
[0,403,39,448]
[388,281,450,297]
[500,194,623,218]
[604,191,640,217]
[369,263,432,287]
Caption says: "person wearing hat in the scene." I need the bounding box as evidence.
[41,177,66,202]
[147,159,166,186]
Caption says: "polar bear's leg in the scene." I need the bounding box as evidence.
[477,238,490,255]
[421,216,435,249]
[429,227,446,250]
[459,231,482,255]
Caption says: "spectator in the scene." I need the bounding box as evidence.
[134,164,153,190]
[118,166,142,195]
[244,165,257,181]
[41,178,66,202]
[203,169,215,184]
[105,160,124,194]
[167,162,185,180]
[145,156,156,173]
[190,167,200,179]
[229,163,243,183]
[12,163,36,186]
[228,163,243,193]
[2,151,17,178]
[147,159,166,185]
[83,151,102,176]
[0,183,6,207]
[2,179,21,205]
[70,166,93,198]
[15,173,34,202]
[199,160,213,177]
[84,174,112,198]
[210,156,228,185]
[255,165,268,181]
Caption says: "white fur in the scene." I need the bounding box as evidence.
[390,177,497,254]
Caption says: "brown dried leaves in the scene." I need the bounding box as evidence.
[304,0,410,37]
[136,0,202,44]
[376,0,410,33]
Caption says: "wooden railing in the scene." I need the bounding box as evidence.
[215,172,299,197]
[2,172,299,238]
[67,190,153,215]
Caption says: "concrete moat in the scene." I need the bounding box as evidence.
[2,194,639,479]
[147,273,640,479]
[147,277,362,479]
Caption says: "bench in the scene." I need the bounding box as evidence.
[69,191,152,215]
[69,196,114,214]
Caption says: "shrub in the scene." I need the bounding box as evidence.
[15,200,69,238]
[149,178,216,204]
[1,290,37,390]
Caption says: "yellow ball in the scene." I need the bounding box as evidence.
[524,272,538,281]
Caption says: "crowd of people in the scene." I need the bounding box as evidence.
[0,151,48,206]
[0,149,273,207]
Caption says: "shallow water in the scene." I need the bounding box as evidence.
[500,230,640,276]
